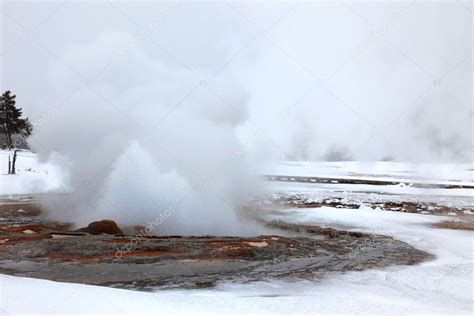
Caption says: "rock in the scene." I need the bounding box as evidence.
[77,220,123,235]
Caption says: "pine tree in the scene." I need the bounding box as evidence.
[0,90,33,149]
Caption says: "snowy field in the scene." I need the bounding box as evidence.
[0,155,473,314]
[262,160,473,186]
[0,150,67,195]
[263,161,474,209]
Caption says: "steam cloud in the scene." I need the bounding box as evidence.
[30,30,258,235]
[3,2,471,233]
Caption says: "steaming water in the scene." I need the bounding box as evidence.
[30,30,259,235]
[4,2,470,234]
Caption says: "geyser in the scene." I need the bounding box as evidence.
[30,30,258,235]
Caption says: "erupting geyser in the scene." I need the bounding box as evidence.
[30,31,258,236]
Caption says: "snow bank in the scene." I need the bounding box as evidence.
[0,150,67,195]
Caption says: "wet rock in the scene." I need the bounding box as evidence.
[76,220,123,235]
[0,202,432,291]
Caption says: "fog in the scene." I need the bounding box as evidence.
[29,28,257,234]
[1,1,472,233]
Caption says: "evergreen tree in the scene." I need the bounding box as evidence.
[0,90,33,149]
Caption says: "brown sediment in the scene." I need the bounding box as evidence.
[431,220,474,231]
[263,174,474,189]
[120,250,179,257]
[0,223,70,234]
[0,203,42,217]
[105,238,135,243]
[1,234,51,245]
[262,195,473,217]
[0,200,432,290]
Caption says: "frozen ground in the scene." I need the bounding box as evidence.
[262,160,473,184]
[1,159,473,314]
[262,161,474,210]
[1,205,471,314]
[0,150,67,195]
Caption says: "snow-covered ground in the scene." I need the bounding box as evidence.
[262,160,473,184]
[263,160,474,209]
[0,149,67,195]
[1,205,472,314]
[1,159,473,314]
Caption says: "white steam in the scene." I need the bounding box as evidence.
[31,30,258,235]
[3,1,471,233]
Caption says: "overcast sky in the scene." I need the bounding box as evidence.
[1,0,472,162]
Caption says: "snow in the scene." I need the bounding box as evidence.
[265,180,474,198]
[0,150,67,195]
[262,160,473,184]
[1,159,473,314]
[2,211,472,314]
[261,161,474,209]
[259,206,473,314]
[2,202,472,314]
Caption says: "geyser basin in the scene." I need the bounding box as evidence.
[0,201,430,290]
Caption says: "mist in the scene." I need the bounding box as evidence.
[28,27,258,234]
[1,1,472,233]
